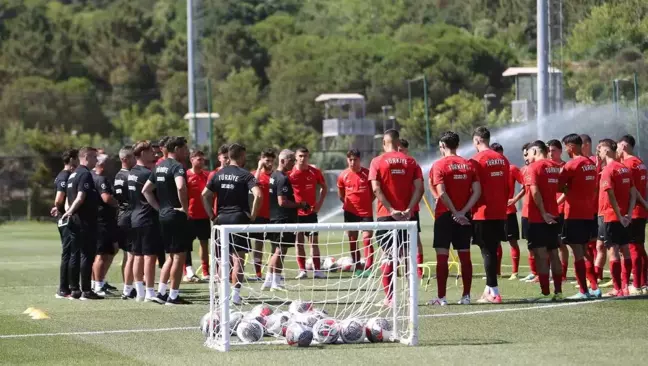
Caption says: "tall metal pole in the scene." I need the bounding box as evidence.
[423,75,431,151]
[207,79,214,170]
[187,0,197,148]
[537,0,549,140]
[634,73,641,156]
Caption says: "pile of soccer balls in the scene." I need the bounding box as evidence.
[200,300,392,347]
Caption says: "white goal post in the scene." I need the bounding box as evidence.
[205,221,419,352]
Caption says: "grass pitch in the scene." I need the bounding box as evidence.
[1,219,647,365]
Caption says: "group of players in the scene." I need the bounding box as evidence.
[51,126,648,307]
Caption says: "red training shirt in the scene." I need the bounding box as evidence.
[337,167,373,218]
[470,149,510,220]
[622,156,647,219]
[430,155,479,218]
[251,169,272,219]
[599,161,634,223]
[186,169,210,219]
[524,159,561,224]
[560,156,598,220]
[506,164,524,215]
[412,163,422,213]
[368,151,422,218]
[520,165,530,218]
[289,166,325,216]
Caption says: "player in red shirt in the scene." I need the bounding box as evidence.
[617,135,648,295]
[516,143,539,282]
[398,139,425,278]
[491,143,524,280]
[548,139,570,282]
[470,127,509,303]
[524,140,563,301]
[369,129,423,308]
[290,147,328,279]
[559,134,601,299]
[581,133,606,279]
[206,144,231,217]
[598,138,636,297]
[185,150,211,282]
[428,131,481,306]
[337,149,374,278]
[250,148,276,280]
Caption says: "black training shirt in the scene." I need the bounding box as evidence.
[206,165,257,215]
[269,170,297,222]
[128,164,156,228]
[149,158,187,219]
[54,170,71,217]
[92,171,116,226]
[66,165,99,225]
[114,168,131,228]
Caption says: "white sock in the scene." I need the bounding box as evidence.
[96,281,105,292]
[135,281,145,298]
[123,285,133,296]
[186,266,195,278]
[233,287,241,296]
[490,286,500,296]
[91,280,96,289]
[272,273,280,285]
[158,282,168,295]
[169,289,179,300]
[146,287,156,298]
[264,272,272,284]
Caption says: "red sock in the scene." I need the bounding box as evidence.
[629,243,642,288]
[417,253,423,277]
[552,271,563,294]
[539,273,550,295]
[585,258,598,290]
[574,259,588,294]
[183,266,187,276]
[381,263,394,299]
[510,246,520,274]
[561,260,568,281]
[587,241,597,260]
[202,259,209,276]
[313,256,321,271]
[496,244,502,276]
[363,237,374,269]
[436,254,449,298]
[458,251,472,296]
[622,258,632,289]
[296,256,306,271]
[610,260,622,291]
[595,266,604,281]
[529,255,537,275]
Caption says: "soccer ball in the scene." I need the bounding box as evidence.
[294,310,326,329]
[286,323,313,347]
[313,318,340,344]
[338,257,353,272]
[265,312,291,336]
[365,317,392,343]
[289,300,313,314]
[305,258,314,271]
[339,318,365,343]
[236,319,264,343]
[322,257,338,272]
[199,312,220,338]
[250,304,274,318]
[228,311,245,335]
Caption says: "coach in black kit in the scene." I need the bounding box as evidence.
[202,143,262,305]
[61,147,103,300]
[92,154,119,295]
[143,136,191,305]
[53,149,78,299]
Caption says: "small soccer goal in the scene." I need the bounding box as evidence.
[203,221,419,351]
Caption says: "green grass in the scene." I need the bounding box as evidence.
[1,219,648,365]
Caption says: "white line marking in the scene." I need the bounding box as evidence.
[420,299,604,318]
[0,326,196,339]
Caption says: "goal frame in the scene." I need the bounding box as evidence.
[208,221,419,352]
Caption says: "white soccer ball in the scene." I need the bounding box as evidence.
[199,312,220,338]
[289,300,313,314]
[339,318,365,343]
[365,317,392,343]
[294,310,326,329]
[338,256,353,272]
[228,311,245,335]
[322,256,338,272]
[250,304,274,318]
[313,318,340,344]
[236,319,264,343]
[265,312,291,336]
[286,323,313,347]
[305,258,314,271]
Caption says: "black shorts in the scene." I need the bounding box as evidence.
[267,219,296,250]
[561,219,592,245]
[589,214,599,241]
[297,213,318,237]
[521,217,529,240]
[375,217,409,255]
[188,218,211,242]
[597,216,605,242]
[343,211,373,224]
[603,221,631,247]
[505,213,520,241]
[115,225,130,251]
[130,225,162,256]
[251,217,270,241]
[160,211,191,254]
[96,223,117,255]
[527,222,560,250]
[472,220,505,248]
[630,218,647,244]
[433,212,472,250]
[410,212,421,233]
[215,212,251,253]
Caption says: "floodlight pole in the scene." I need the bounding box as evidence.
[423,75,431,151]
[537,0,549,141]
[207,79,215,170]
[634,73,640,156]
[187,0,198,148]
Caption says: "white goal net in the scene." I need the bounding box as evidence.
[203,221,419,351]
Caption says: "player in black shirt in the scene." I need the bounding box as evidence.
[143,136,191,305]
[202,143,262,305]
[262,149,309,291]
[61,147,102,300]
[114,146,136,299]
[91,154,119,296]
[52,149,78,299]
[126,141,161,302]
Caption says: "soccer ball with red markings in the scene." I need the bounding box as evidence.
[365,317,392,343]
[313,318,340,344]
[322,256,338,272]
[286,323,313,347]
[199,312,220,338]
[289,300,313,314]
[338,257,353,272]
[339,318,365,343]
[250,304,274,318]
[236,319,264,343]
